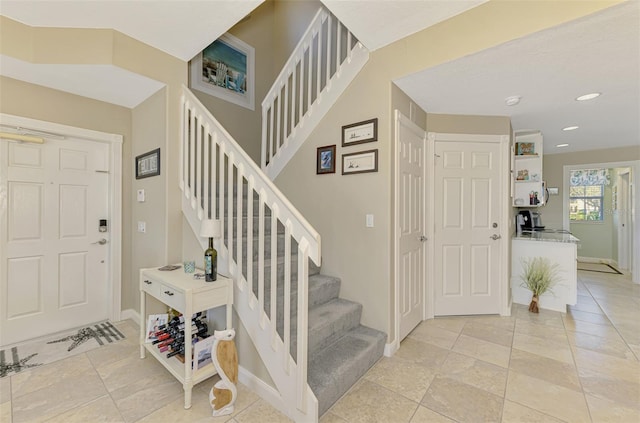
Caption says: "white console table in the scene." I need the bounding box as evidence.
[139,266,233,409]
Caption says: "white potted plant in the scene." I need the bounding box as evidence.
[520,257,561,313]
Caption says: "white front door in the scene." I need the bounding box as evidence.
[396,112,426,340]
[434,140,502,315]
[1,137,111,345]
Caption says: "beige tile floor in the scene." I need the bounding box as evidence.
[1,269,638,422]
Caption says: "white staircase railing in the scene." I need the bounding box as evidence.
[261,8,369,180]
[181,86,321,422]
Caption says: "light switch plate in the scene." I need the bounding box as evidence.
[137,221,146,233]
[366,214,374,228]
[548,187,559,195]
[137,189,145,202]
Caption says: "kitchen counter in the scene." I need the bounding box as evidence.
[514,230,580,244]
[511,233,578,313]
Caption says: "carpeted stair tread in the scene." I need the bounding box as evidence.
[308,325,386,416]
[305,298,362,356]
[307,274,340,307]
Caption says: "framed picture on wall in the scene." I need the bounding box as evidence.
[342,149,378,175]
[342,118,378,147]
[190,32,255,111]
[135,148,161,179]
[316,145,336,174]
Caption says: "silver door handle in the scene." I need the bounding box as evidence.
[419,235,428,242]
[92,238,108,245]
[490,234,501,240]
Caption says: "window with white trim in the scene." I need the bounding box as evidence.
[569,168,609,222]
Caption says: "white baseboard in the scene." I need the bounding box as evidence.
[238,365,287,416]
[577,256,615,265]
[384,341,398,357]
[120,309,140,327]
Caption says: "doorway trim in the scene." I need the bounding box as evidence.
[1,113,123,322]
[426,132,511,318]
[563,160,639,283]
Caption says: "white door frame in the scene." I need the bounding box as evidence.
[563,160,639,283]
[1,113,123,323]
[426,132,511,319]
[392,110,427,356]
[618,169,631,270]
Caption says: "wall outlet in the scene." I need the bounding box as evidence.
[548,187,559,195]
[137,221,146,233]
[137,189,145,202]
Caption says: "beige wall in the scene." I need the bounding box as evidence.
[427,114,512,135]
[131,89,168,311]
[0,76,135,309]
[274,0,616,345]
[272,0,322,67]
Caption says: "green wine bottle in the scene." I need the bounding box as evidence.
[204,237,217,282]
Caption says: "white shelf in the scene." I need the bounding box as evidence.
[142,342,217,386]
[513,131,544,207]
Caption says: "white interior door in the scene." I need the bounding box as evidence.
[1,137,111,346]
[434,140,502,316]
[396,112,426,341]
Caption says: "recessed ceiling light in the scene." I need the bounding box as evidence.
[505,96,521,106]
[576,93,601,101]
[556,143,569,148]
[562,126,579,131]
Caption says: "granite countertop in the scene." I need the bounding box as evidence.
[513,230,580,244]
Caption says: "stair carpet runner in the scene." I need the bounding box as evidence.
[221,188,387,416]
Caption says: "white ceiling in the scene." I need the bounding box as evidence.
[394,1,640,155]
[321,0,487,51]
[0,1,637,155]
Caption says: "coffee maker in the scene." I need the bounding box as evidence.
[517,210,545,231]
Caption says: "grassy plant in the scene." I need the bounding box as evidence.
[520,257,561,313]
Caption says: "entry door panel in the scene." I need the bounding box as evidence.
[435,141,501,315]
[1,138,110,346]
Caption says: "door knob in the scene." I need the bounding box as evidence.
[92,238,108,245]
[419,235,428,242]
[489,234,501,240]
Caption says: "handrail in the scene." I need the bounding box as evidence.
[180,85,320,419]
[261,7,368,180]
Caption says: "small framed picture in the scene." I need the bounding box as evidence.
[136,148,161,179]
[316,145,336,174]
[516,142,535,155]
[342,118,378,147]
[342,149,378,175]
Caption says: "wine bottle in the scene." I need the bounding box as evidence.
[204,237,217,282]
[167,346,184,358]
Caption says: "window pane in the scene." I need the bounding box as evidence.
[585,199,602,220]
[585,185,603,196]
[570,199,585,220]
[570,186,585,196]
